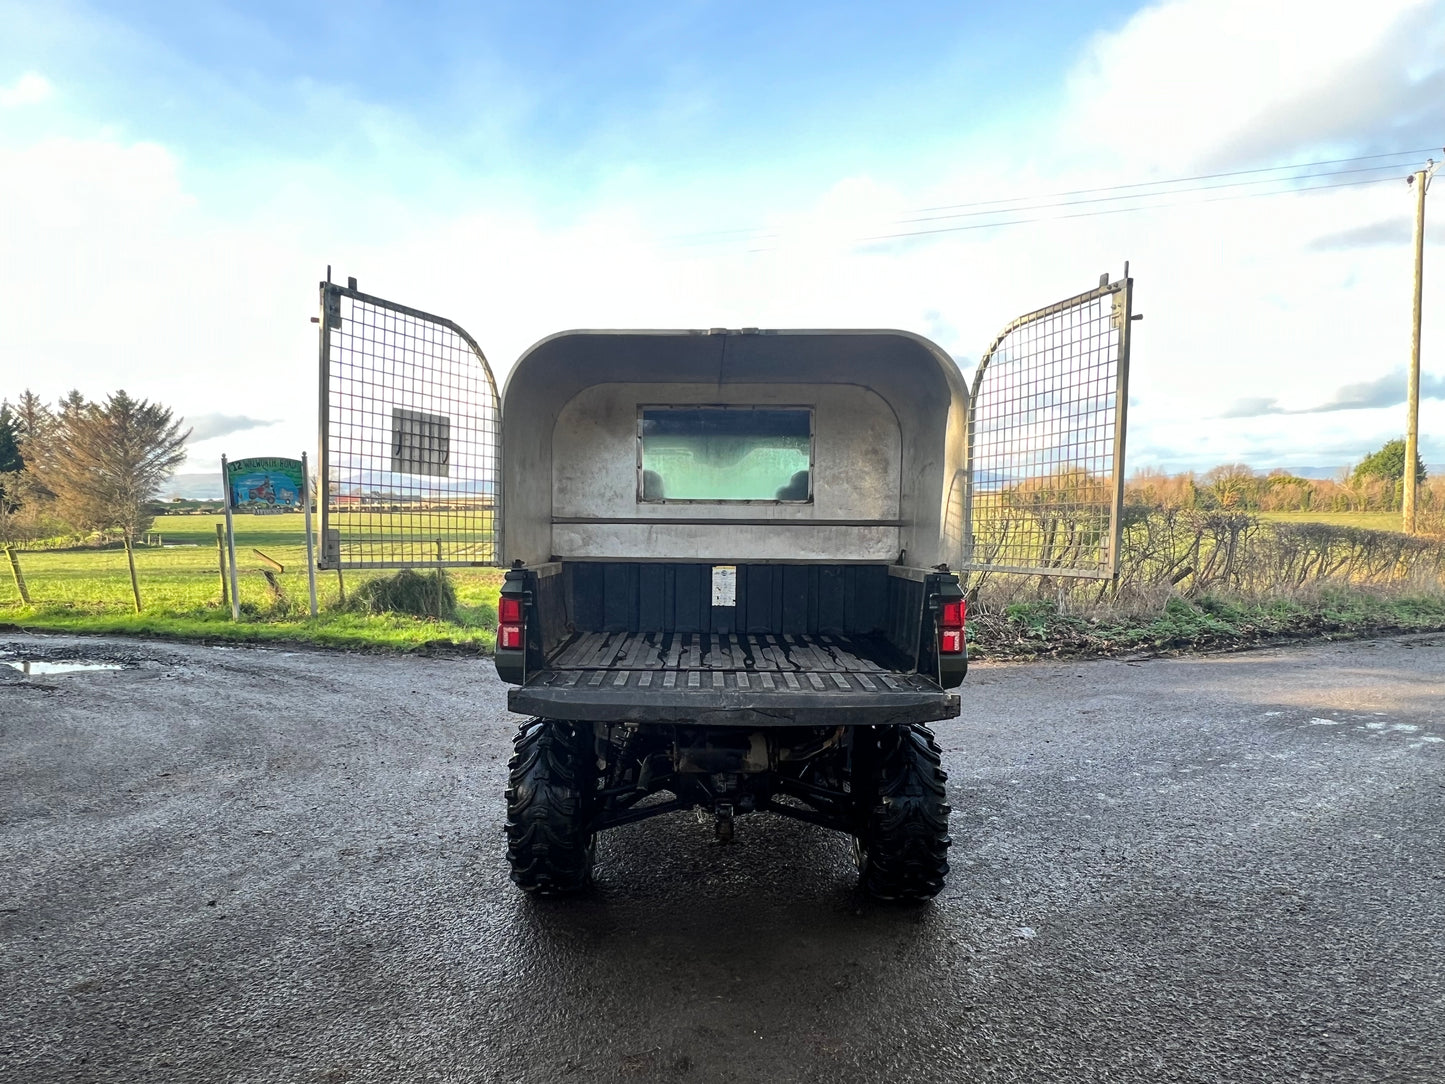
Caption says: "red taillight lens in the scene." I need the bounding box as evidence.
[939,596,966,655]
[498,594,524,650]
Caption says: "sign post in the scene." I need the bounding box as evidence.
[302,451,318,617]
[223,455,311,620]
[220,455,241,621]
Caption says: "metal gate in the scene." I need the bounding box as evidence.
[961,270,1135,580]
[316,276,501,570]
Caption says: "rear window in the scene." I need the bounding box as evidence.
[639,407,812,502]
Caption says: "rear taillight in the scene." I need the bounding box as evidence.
[939,598,966,655]
[497,595,524,651]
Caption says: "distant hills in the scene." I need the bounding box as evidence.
[164,472,224,500]
[163,463,1427,502]
[162,469,497,501]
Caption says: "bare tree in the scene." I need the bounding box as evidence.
[1203,464,1257,510]
[32,391,190,610]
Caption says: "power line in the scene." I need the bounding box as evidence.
[669,147,1439,250]
[856,175,1402,243]
[911,147,1438,214]
[891,162,1411,228]
[736,174,1400,251]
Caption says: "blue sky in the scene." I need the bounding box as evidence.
[1,0,1443,494]
[9,0,1118,219]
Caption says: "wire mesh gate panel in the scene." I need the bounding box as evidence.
[317,280,501,570]
[960,273,1133,580]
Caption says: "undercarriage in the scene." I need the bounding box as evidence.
[505,719,952,902]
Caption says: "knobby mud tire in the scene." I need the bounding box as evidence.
[855,723,951,902]
[505,719,596,895]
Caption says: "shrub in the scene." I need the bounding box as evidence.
[345,568,456,619]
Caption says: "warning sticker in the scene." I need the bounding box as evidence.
[711,565,737,607]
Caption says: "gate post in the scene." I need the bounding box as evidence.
[1107,272,1135,580]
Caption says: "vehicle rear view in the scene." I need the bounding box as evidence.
[493,328,969,900]
[313,272,1134,902]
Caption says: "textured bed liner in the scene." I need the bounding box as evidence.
[506,631,960,727]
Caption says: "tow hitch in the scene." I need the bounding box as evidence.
[714,802,735,844]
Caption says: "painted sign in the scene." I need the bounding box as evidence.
[226,457,305,512]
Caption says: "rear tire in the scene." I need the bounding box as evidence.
[505,719,596,895]
[854,724,951,902]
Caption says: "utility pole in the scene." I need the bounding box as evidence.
[1404,154,1439,534]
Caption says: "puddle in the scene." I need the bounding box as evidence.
[3,660,124,676]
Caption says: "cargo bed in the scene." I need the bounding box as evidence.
[507,631,959,727]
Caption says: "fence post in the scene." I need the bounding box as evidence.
[5,546,30,605]
[123,535,142,613]
[215,523,229,608]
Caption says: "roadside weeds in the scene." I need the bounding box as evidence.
[966,589,1445,661]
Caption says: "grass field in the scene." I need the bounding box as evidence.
[2,508,1437,656]
[1257,510,1408,532]
[1,513,504,651]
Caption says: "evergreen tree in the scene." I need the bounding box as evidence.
[1351,439,1428,488]
[0,405,21,475]
[32,390,191,541]
[12,390,54,455]
[1351,439,1427,510]
[56,389,89,426]
[0,404,22,508]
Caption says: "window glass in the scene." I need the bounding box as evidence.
[640,408,812,502]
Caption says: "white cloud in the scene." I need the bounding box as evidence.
[1063,0,1444,170]
[185,413,279,442]
[0,72,53,108]
[1031,0,1445,473]
[7,128,1432,479]
[0,134,313,469]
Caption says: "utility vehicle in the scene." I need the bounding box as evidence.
[315,272,1134,902]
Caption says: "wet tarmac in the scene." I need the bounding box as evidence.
[1,632,1443,1083]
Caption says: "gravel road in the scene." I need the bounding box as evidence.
[2,632,1443,1084]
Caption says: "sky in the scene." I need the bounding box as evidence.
[1,0,1443,497]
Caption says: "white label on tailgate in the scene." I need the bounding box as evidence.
[711,565,736,607]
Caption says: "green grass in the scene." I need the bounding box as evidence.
[1,513,504,651]
[1257,510,1407,532]
[5,510,1440,658]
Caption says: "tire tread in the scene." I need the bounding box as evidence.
[857,723,951,902]
[505,719,595,895]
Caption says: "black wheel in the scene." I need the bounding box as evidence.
[505,719,596,895]
[853,724,951,902]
